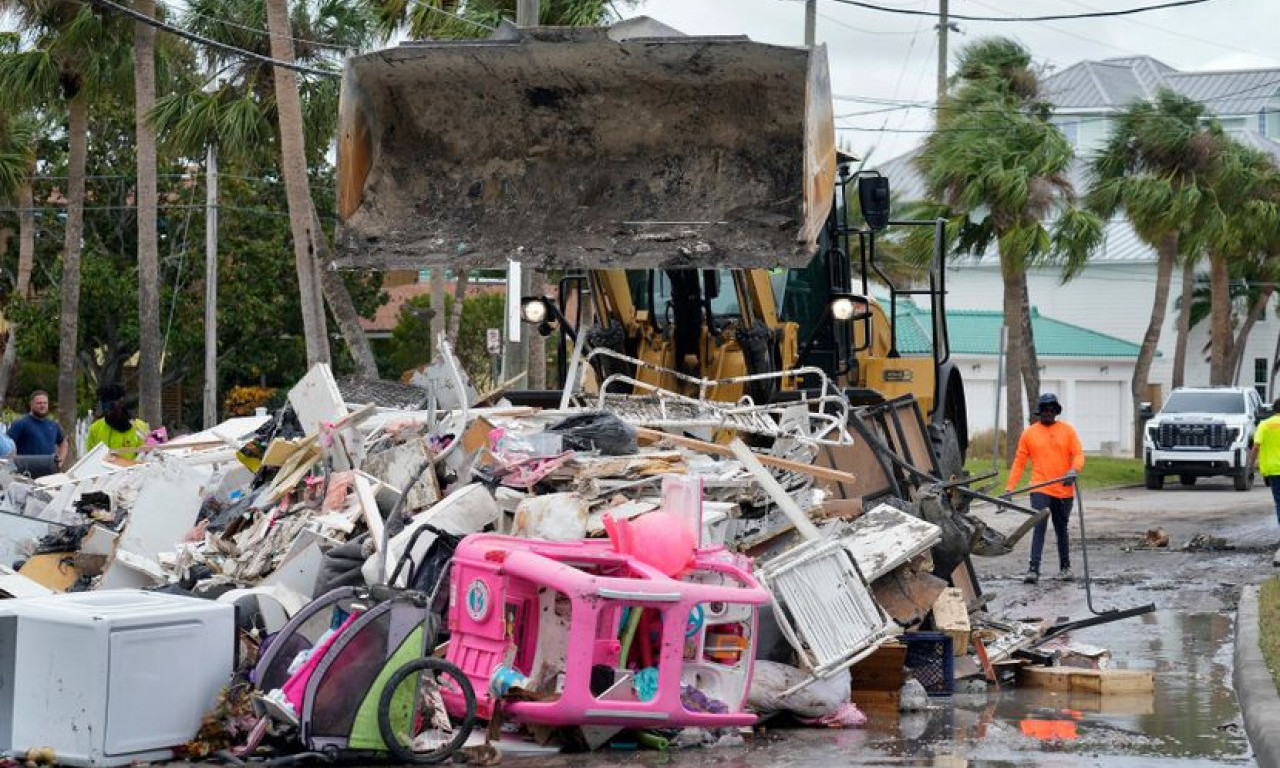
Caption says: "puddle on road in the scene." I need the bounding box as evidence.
[503,611,1252,768]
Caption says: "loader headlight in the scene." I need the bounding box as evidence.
[829,293,869,322]
[520,297,550,324]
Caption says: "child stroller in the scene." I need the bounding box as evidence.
[253,523,476,764]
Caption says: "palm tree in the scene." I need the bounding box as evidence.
[152,0,380,378]
[914,38,1103,460]
[1201,141,1280,384]
[0,107,38,402]
[1086,90,1225,456]
[134,0,163,426]
[0,1,131,444]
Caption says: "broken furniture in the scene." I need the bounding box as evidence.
[0,590,234,767]
[444,533,770,728]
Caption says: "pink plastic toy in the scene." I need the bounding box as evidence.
[443,533,769,728]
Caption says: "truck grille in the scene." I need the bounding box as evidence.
[1156,423,1231,450]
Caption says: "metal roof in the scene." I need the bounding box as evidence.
[1045,56,1280,116]
[895,302,1143,359]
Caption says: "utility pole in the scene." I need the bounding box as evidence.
[936,0,949,103]
[513,0,541,388]
[517,0,538,26]
[804,0,816,47]
[203,144,219,429]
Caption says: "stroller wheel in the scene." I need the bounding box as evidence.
[377,657,477,764]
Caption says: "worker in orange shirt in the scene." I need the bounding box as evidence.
[1002,393,1086,584]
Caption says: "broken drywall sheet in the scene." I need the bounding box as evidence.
[844,504,942,582]
[362,438,440,514]
[288,363,349,438]
[115,462,208,563]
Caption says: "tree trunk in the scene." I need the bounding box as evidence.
[1209,251,1232,385]
[430,267,446,356]
[447,269,469,345]
[1173,256,1195,389]
[308,205,378,378]
[134,0,162,427]
[0,174,36,402]
[1132,232,1177,457]
[265,0,330,367]
[56,92,88,451]
[1017,270,1040,417]
[1001,257,1025,467]
[1231,285,1273,385]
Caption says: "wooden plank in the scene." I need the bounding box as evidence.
[634,426,858,486]
[931,587,971,656]
[1018,666,1154,695]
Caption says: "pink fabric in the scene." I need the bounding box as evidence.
[280,613,362,712]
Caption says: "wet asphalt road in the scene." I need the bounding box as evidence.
[493,478,1279,767]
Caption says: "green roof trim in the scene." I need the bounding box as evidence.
[892,301,1144,359]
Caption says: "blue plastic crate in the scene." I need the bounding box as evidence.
[902,632,954,696]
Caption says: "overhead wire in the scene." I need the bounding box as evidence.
[82,0,338,77]
[826,0,1224,23]
[403,0,496,33]
[158,0,352,53]
[1058,0,1280,64]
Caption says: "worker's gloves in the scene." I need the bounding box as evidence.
[1063,469,1079,487]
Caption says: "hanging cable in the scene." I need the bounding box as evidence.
[826,0,1224,23]
[83,0,338,77]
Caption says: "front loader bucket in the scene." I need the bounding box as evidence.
[334,18,835,270]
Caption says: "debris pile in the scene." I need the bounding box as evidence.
[0,353,1152,766]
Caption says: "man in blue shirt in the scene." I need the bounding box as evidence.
[8,390,67,469]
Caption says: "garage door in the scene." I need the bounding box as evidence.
[966,380,996,436]
[1075,380,1123,452]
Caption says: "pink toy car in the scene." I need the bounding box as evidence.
[443,533,768,728]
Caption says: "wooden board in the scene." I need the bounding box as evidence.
[871,568,947,626]
[850,642,908,692]
[931,587,971,656]
[634,426,858,486]
[1018,666,1154,695]
[19,552,78,592]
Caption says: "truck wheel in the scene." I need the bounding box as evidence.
[1179,474,1196,487]
[1145,469,1164,490]
[1234,467,1250,491]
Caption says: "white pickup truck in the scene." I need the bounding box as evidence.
[1142,386,1266,491]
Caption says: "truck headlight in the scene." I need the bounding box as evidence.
[1146,425,1157,443]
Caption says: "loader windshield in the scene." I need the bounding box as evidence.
[627,270,742,325]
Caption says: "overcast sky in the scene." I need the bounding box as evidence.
[622,0,1280,164]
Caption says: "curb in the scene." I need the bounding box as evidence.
[1235,585,1280,768]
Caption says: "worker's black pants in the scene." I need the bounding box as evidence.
[1028,492,1073,574]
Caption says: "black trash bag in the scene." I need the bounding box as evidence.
[546,411,637,456]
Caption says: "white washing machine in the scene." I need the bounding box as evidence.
[0,589,235,766]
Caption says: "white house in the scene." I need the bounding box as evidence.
[875,56,1280,449]
[893,300,1140,454]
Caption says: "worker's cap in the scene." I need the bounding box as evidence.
[1036,393,1063,414]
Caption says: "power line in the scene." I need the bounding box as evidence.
[404,0,496,33]
[1058,0,1280,64]
[160,0,351,53]
[83,0,338,77]
[827,0,1224,23]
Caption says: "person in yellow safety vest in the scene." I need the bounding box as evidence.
[85,383,151,460]
[1250,398,1280,524]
